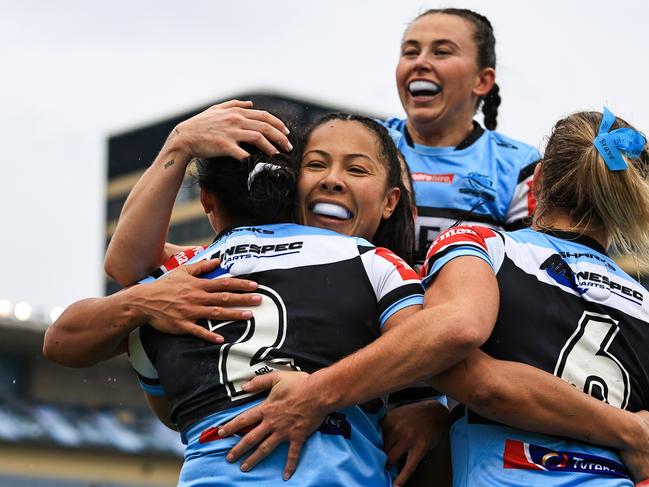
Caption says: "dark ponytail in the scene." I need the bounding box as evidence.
[195,146,299,225]
[482,82,500,130]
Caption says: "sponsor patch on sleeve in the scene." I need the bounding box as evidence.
[374,247,419,281]
[420,226,496,281]
[162,246,206,273]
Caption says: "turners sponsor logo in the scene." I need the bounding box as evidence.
[411,172,454,184]
[503,439,629,478]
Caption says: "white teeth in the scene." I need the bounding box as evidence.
[408,80,442,96]
[312,203,352,220]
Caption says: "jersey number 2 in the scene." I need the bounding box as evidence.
[554,311,630,409]
[207,285,296,401]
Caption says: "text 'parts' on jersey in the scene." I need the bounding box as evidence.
[421,225,649,486]
[382,118,540,254]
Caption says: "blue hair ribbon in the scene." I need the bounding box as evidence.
[593,107,646,171]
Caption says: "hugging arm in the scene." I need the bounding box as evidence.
[431,351,649,481]
[218,256,498,478]
[43,259,259,367]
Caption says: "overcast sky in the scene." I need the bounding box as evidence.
[1,0,647,320]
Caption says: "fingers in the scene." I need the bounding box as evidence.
[239,116,292,151]
[385,439,406,467]
[201,293,261,311]
[203,306,254,322]
[382,428,399,455]
[223,143,251,162]
[236,129,283,157]
[283,439,305,480]
[219,408,263,438]
[239,433,286,472]
[184,322,224,344]
[185,258,221,276]
[240,107,290,137]
[393,446,427,487]
[225,422,269,462]
[216,99,254,110]
[240,372,282,394]
[213,99,289,142]
[202,276,258,293]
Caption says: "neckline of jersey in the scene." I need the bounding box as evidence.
[211,220,270,243]
[403,120,485,154]
[536,228,608,255]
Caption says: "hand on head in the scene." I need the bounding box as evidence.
[171,99,292,161]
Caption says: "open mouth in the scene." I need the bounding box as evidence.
[408,80,442,97]
[311,202,352,221]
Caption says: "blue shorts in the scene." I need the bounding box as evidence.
[178,399,394,487]
[450,408,632,486]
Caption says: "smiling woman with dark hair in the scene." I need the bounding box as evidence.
[383,8,540,260]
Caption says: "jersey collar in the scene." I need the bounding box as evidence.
[403,120,485,150]
[536,228,608,255]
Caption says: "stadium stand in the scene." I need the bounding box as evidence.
[0,315,182,486]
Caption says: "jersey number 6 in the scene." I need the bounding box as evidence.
[554,311,630,409]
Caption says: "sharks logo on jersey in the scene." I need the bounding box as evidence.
[381,118,540,257]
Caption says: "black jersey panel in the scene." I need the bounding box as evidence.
[142,258,382,431]
[481,256,649,411]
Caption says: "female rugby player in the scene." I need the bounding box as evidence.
[384,8,539,258]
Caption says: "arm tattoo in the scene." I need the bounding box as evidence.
[164,159,175,170]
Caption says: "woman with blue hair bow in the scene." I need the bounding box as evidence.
[219,109,649,486]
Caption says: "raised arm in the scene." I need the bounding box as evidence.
[105,100,291,285]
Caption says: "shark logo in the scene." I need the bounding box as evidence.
[459,172,496,202]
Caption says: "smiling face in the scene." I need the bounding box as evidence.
[396,13,494,135]
[296,120,400,241]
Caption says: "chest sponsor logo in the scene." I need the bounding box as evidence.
[541,254,643,303]
[504,439,629,478]
[412,172,454,184]
[210,241,304,264]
